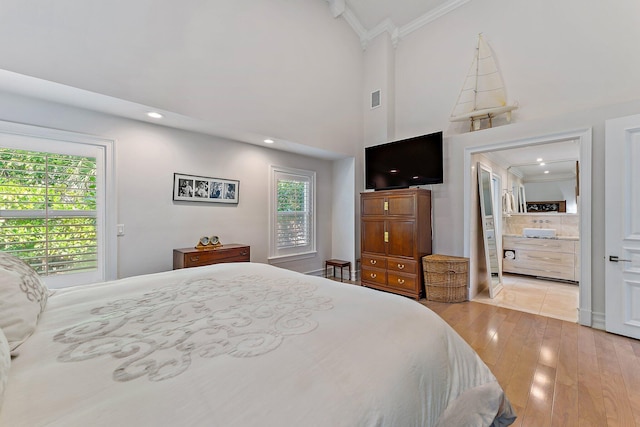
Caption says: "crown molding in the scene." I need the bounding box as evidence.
[507,166,524,179]
[399,0,471,39]
[326,0,345,18]
[328,0,471,50]
[342,7,370,49]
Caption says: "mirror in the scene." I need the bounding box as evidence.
[477,162,503,298]
[518,184,527,212]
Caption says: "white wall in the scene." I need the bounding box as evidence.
[0,0,364,156]
[437,100,640,322]
[525,179,578,213]
[331,157,356,278]
[394,0,640,137]
[357,0,640,322]
[0,91,336,278]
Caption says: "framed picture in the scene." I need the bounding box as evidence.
[173,173,239,204]
[526,200,566,213]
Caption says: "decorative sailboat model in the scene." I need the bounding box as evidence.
[450,34,518,131]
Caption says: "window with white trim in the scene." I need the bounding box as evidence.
[0,124,114,288]
[269,166,316,260]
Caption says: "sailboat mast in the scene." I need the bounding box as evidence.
[473,35,481,112]
[469,35,482,131]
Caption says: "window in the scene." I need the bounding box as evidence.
[0,122,115,288]
[269,166,316,260]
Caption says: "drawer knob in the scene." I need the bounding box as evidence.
[397,263,405,269]
[370,273,377,279]
[370,259,377,265]
[190,256,200,262]
[397,278,405,284]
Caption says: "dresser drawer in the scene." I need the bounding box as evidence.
[386,258,417,274]
[361,267,387,286]
[387,272,418,292]
[362,254,387,270]
[173,245,250,269]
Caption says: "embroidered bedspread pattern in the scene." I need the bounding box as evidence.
[54,273,333,382]
[1,263,513,427]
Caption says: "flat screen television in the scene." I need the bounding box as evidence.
[365,131,443,190]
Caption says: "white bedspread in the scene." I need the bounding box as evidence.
[1,262,514,426]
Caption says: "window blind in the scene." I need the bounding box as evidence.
[0,148,98,276]
[276,178,311,248]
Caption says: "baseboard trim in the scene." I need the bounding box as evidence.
[591,311,606,330]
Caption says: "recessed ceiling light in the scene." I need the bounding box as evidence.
[264,139,274,144]
[539,162,546,166]
[544,170,550,174]
[536,158,543,162]
[147,112,163,119]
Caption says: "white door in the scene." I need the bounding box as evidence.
[605,114,640,339]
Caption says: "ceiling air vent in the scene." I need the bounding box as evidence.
[371,90,381,109]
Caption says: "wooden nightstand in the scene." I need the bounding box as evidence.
[173,244,250,269]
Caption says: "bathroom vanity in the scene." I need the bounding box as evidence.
[502,234,579,282]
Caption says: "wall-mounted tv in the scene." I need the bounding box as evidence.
[365,131,443,190]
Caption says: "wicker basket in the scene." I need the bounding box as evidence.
[422,254,469,303]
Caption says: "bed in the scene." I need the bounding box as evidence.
[0,255,515,426]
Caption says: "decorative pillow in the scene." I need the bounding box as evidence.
[0,329,10,410]
[0,252,48,351]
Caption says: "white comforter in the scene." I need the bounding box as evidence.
[1,262,514,426]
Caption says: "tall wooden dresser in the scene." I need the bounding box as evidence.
[360,188,432,300]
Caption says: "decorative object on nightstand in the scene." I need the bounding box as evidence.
[195,235,222,249]
[173,244,250,269]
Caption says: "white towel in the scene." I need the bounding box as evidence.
[503,192,513,213]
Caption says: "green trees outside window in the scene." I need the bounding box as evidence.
[276,179,311,249]
[0,148,98,275]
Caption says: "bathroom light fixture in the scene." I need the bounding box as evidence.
[264,139,274,144]
[147,112,163,119]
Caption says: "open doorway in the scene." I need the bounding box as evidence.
[463,128,592,326]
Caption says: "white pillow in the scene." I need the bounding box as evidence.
[0,252,48,350]
[0,329,10,410]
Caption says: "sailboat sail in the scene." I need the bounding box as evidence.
[450,34,517,129]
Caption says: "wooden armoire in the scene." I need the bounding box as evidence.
[360,188,432,300]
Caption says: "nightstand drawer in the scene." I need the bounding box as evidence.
[173,244,250,269]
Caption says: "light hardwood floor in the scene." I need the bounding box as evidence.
[422,300,640,427]
[328,275,639,426]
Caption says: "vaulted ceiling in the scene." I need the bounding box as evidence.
[327,0,470,47]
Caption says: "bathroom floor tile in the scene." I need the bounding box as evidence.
[473,273,578,322]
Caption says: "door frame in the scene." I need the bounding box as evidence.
[463,128,592,326]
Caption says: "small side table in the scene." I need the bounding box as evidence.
[325,259,351,282]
